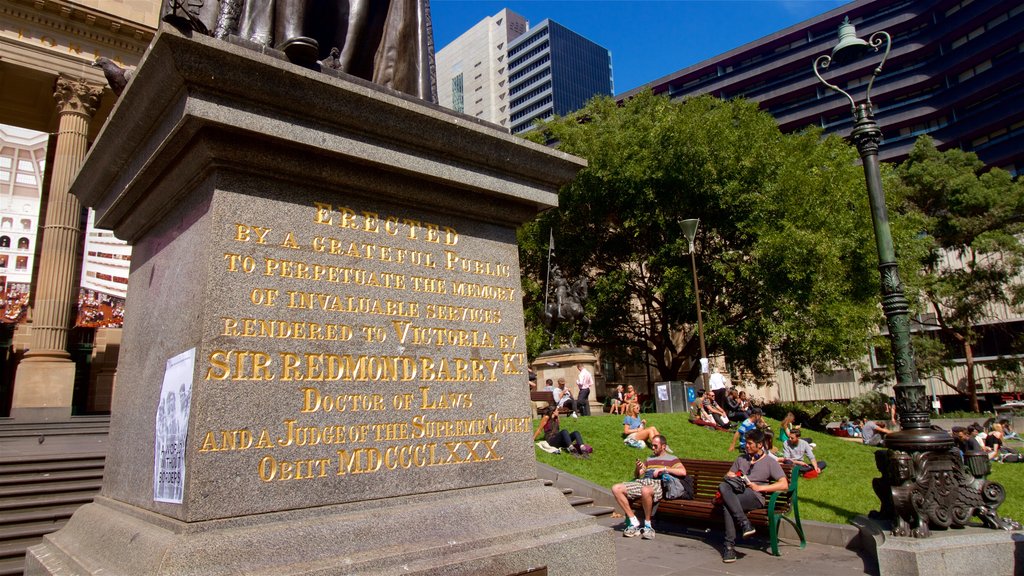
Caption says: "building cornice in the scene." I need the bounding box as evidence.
[2,0,155,54]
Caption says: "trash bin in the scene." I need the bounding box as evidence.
[654,381,686,413]
[683,381,702,409]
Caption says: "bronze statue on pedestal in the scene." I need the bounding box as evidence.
[162,0,436,101]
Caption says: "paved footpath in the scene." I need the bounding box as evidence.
[600,515,878,576]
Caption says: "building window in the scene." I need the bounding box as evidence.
[451,73,464,113]
[15,256,27,270]
[0,236,9,247]
[17,238,28,250]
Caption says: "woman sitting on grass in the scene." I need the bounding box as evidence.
[610,384,625,415]
[778,412,795,444]
[534,406,585,455]
[622,403,670,451]
[623,384,640,414]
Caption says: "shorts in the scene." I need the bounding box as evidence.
[623,477,663,502]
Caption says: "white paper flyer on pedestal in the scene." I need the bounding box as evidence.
[153,348,195,503]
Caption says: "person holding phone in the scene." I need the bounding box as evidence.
[610,435,686,540]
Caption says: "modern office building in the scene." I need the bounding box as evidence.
[507,19,613,134]
[622,0,1023,175]
[436,9,613,133]
[435,9,527,128]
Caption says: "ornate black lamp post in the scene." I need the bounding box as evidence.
[814,17,1017,536]
[680,219,709,389]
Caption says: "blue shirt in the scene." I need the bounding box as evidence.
[737,419,757,449]
[623,415,642,430]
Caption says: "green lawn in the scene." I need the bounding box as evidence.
[536,413,1024,525]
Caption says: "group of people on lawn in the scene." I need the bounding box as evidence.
[534,376,825,564]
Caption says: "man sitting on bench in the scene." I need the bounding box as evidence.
[719,428,788,563]
[611,434,686,540]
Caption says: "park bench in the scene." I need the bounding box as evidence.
[529,390,573,415]
[632,458,805,556]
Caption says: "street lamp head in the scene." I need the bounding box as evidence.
[680,218,699,253]
[813,16,892,114]
[830,17,871,66]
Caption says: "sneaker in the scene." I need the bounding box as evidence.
[641,526,656,540]
[623,523,641,538]
[722,548,737,563]
[664,445,675,454]
[571,412,579,419]
[740,521,756,538]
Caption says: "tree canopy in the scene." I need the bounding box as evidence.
[519,92,888,384]
[892,137,1024,410]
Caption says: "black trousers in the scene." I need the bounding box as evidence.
[547,430,582,449]
[577,388,591,415]
[718,482,763,547]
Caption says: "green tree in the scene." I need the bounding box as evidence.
[520,92,884,383]
[893,137,1024,411]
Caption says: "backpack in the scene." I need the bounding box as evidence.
[661,474,695,500]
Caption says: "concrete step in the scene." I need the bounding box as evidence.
[0,457,105,475]
[576,506,615,517]
[0,418,110,439]
[0,536,39,560]
[0,556,25,576]
[0,468,104,486]
[0,519,67,541]
[0,453,106,467]
[0,478,103,498]
[566,495,595,507]
[0,489,98,511]
[0,503,84,524]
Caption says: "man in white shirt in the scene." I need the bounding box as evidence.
[709,367,728,411]
[575,363,594,416]
[552,377,578,417]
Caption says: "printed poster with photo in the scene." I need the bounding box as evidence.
[153,348,195,504]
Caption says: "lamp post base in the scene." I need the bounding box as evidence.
[871,441,1020,538]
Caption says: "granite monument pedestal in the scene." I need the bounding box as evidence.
[26,26,613,575]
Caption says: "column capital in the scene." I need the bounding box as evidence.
[54,75,104,118]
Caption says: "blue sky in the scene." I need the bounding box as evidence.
[430,0,849,95]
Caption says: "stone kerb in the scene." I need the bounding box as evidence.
[27,25,614,576]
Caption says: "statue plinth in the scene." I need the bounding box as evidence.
[26,26,613,575]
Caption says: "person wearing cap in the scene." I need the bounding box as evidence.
[728,407,763,452]
[779,428,825,476]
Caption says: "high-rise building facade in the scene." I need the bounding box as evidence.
[622,0,1023,175]
[435,9,528,127]
[507,19,613,134]
[436,10,613,133]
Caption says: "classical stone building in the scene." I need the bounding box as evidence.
[0,0,157,419]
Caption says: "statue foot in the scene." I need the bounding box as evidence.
[277,36,319,66]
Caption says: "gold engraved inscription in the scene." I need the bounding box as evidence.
[202,204,533,485]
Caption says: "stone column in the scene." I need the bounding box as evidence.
[11,75,103,421]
